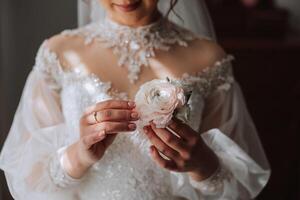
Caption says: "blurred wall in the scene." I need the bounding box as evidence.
[276,0,300,31]
[0,0,77,199]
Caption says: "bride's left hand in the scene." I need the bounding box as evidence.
[143,118,219,181]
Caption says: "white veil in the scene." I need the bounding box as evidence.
[77,0,216,40]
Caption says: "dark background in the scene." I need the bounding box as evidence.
[0,0,77,199]
[0,0,299,199]
[205,1,300,199]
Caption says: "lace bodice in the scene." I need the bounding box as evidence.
[33,15,236,198]
[33,37,234,199]
[0,16,270,200]
[34,37,235,129]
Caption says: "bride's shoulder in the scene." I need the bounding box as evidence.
[32,27,86,86]
[48,22,95,42]
[178,33,234,95]
[48,25,91,50]
[40,24,93,71]
[183,34,233,74]
[170,21,233,71]
[193,37,226,63]
[172,23,230,69]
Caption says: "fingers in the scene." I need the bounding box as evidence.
[149,121,198,160]
[144,126,180,161]
[82,119,136,149]
[84,100,136,116]
[85,109,139,124]
[88,121,136,134]
[167,118,197,141]
[149,123,188,153]
[150,146,178,171]
[82,130,106,149]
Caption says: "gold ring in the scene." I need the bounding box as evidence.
[93,111,100,123]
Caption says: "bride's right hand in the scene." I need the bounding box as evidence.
[64,100,139,179]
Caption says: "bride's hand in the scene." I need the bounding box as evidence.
[65,100,139,179]
[143,118,219,181]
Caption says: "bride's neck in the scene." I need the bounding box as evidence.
[106,10,162,28]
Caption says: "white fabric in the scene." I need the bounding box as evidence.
[63,16,197,84]
[78,0,216,40]
[0,37,270,199]
[0,2,270,198]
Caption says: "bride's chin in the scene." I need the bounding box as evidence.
[110,10,159,27]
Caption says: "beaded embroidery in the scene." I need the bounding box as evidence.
[34,42,235,101]
[33,20,236,194]
[62,17,197,83]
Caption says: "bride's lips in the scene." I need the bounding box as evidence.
[113,1,141,12]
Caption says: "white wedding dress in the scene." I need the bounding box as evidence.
[0,16,270,200]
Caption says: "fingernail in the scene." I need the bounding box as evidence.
[149,146,154,153]
[97,133,106,140]
[98,130,106,137]
[98,135,105,140]
[128,101,136,108]
[128,123,136,130]
[143,127,148,133]
[150,122,156,128]
[131,112,139,119]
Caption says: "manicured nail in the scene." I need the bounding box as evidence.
[150,122,156,129]
[131,112,139,119]
[143,127,148,134]
[128,123,136,130]
[128,101,136,108]
[98,130,106,137]
[97,132,106,141]
[149,146,155,153]
[98,135,106,140]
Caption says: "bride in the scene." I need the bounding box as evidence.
[0,0,270,199]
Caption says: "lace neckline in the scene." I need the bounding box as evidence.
[35,43,234,102]
[67,54,234,101]
[62,16,197,84]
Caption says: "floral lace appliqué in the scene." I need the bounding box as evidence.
[33,41,236,199]
[61,17,197,83]
[180,55,235,98]
[33,41,64,91]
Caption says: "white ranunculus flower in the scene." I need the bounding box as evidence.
[135,79,186,128]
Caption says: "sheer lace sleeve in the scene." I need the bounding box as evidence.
[188,58,271,199]
[0,40,84,199]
